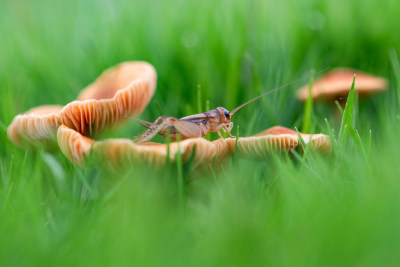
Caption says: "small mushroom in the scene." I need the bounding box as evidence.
[228,126,332,159]
[7,105,63,148]
[257,126,332,154]
[297,68,387,102]
[8,61,156,147]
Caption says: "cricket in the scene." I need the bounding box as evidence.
[134,68,329,143]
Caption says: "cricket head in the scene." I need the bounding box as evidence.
[216,107,231,123]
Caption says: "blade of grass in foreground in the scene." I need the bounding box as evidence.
[334,100,344,117]
[0,120,7,132]
[339,74,356,143]
[389,48,400,109]
[197,84,203,114]
[302,69,315,133]
[295,127,313,162]
[175,134,184,210]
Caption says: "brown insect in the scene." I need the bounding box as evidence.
[134,68,329,143]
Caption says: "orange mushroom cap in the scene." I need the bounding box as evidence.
[229,126,332,159]
[7,105,63,147]
[255,126,332,154]
[59,61,157,136]
[57,125,232,169]
[297,68,387,101]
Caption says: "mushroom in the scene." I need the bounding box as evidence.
[8,61,156,147]
[297,68,387,102]
[229,126,332,159]
[255,126,332,154]
[57,125,232,170]
[7,105,63,148]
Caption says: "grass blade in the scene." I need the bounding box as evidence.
[153,100,164,117]
[295,127,313,162]
[334,100,344,117]
[389,48,400,109]
[165,128,171,168]
[339,74,356,143]
[175,135,184,209]
[197,84,202,114]
[302,69,315,133]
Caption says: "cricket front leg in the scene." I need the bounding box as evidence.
[213,123,231,139]
[213,124,225,139]
[223,122,234,138]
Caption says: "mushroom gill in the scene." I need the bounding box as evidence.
[255,126,332,154]
[8,105,63,147]
[228,126,332,159]
[59,61,157,136]
[57,125,94,165]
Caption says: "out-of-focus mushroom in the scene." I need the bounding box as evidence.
[59,61,157,136]
[258,126,332,154]
[57,125,232,169]
[232,129,298,159]
[226,126,332,159]
[7,105,62,147]
[297,68,387,102]
[8,61,156,148]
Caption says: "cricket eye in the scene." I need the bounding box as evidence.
[224,111,230,119]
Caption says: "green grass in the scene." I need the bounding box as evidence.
[1,0,400,266]
[301,70,315,133]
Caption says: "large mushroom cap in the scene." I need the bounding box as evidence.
[57,125,232,169]
[60,61,157,136]
[77,61,156,101]
[297,68,387,101]
[8,105,63,147]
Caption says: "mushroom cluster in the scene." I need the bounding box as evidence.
[8,62,332,170]
[56,125,331,170]
[8,61,157,147]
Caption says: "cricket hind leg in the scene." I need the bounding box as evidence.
[136,119,166,138]
[134,116,172,143]
[134,117,203,144]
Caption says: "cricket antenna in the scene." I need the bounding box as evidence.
[229,67,330,115]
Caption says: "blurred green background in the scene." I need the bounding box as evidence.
[1,0,400,266]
